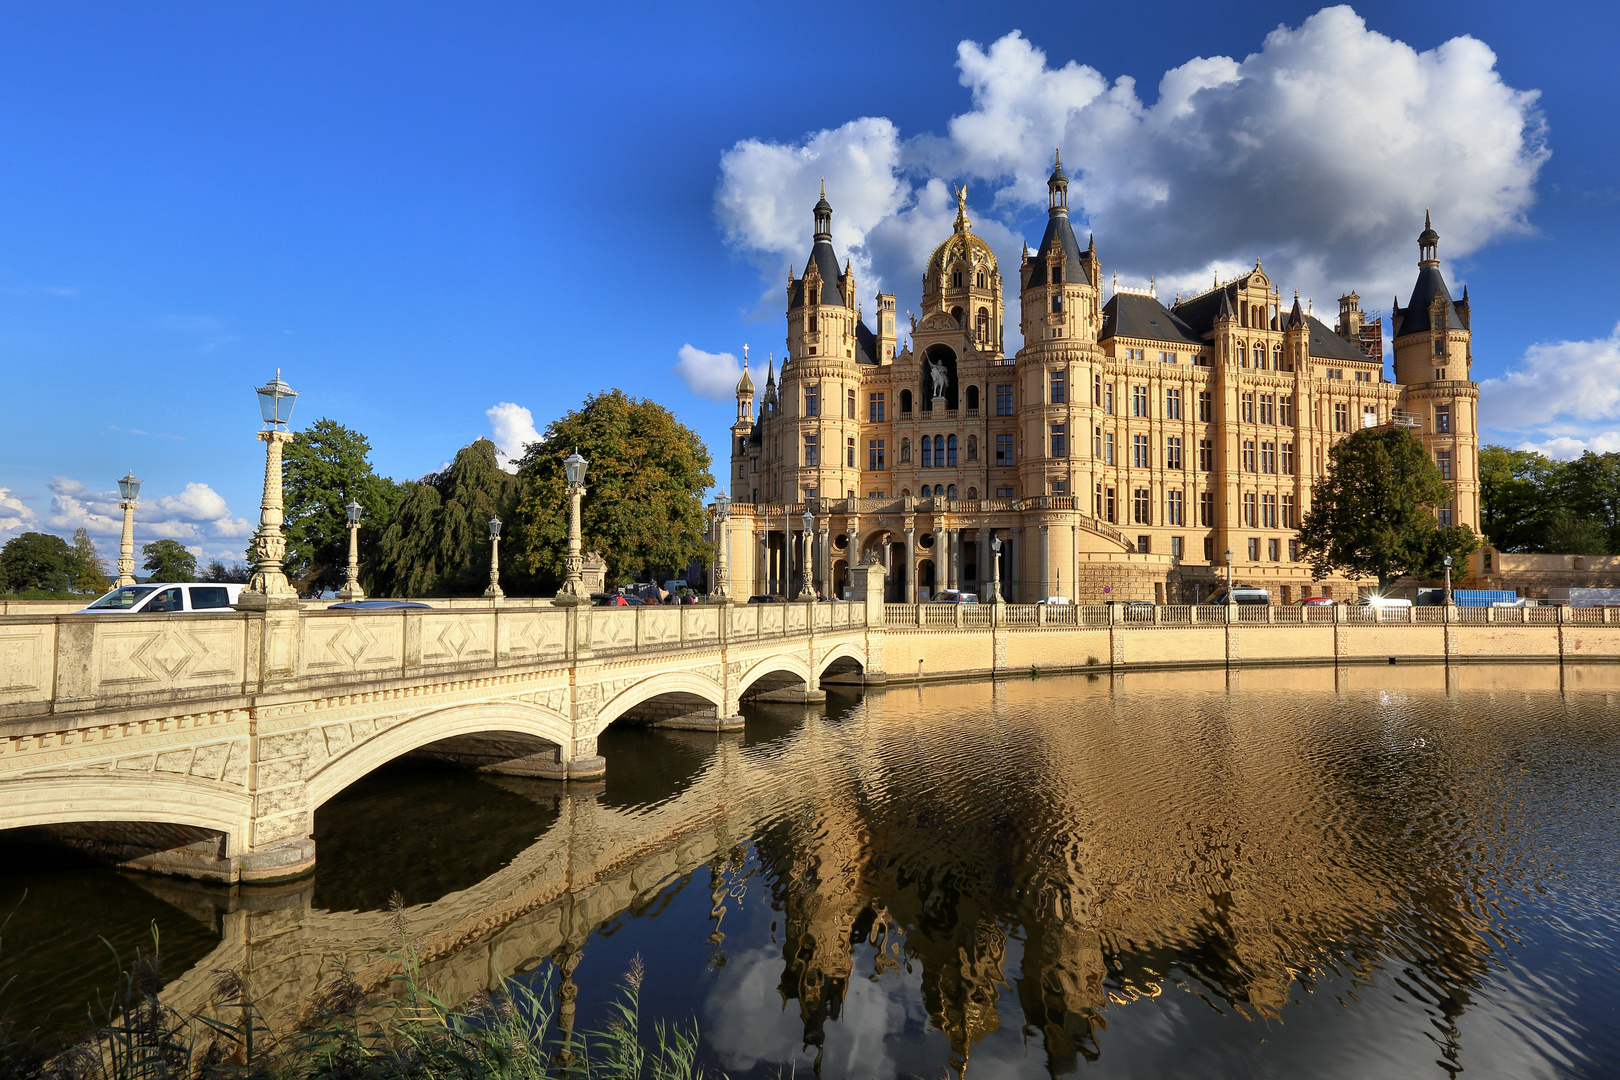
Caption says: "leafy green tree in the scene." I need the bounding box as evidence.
[141,538,197,582]
[282,418,401,592]
[510,389,713,592]
[1541,514,1609,555]
[199,559,252,583]
[1560,451,1620,554]
[373,440,517,596]
[0,532,75,593]
[69,528,110,594]
[1298,427,1479,591]
[1479,444,1564,552]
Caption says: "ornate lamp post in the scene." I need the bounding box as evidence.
[709,492,732,603]
[554,449,590,605]
[338,499,366,600]
[798,509,817,600]
[989,534,1003,603]
[239,370,301,609]
[1225,547,1235,596]
[115,470,141,587]
[484,516,504,599]
[1443,554,1453,607]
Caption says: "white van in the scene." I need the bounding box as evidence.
[1209,587,1270,606]
[1356,595,1413,621]
[77,583,245,614]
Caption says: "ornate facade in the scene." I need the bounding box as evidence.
[725,159,1479,603]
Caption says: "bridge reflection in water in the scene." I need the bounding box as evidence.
[4,662,1620,1077]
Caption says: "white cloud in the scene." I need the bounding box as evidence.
[672,344,745,402]
[1481,323,1620,430]
[716,7,1546,318]
[485,401,541,472]
[0,486,37,542]
[46,477,253,545]
[1513,432,1620,460]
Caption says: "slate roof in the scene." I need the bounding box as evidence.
[789,240,845,310]
[1306,316,1369,363]
[1100,293,1203,346]
[1171,283,1240,337]
[1023,212,1089,289]
[855,319,879,365]
[1394,265,1460,337]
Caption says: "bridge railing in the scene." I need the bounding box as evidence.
[877,602,1620,630]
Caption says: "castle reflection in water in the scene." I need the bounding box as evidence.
[7,661,1618,1076]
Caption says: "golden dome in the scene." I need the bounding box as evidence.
[925,185,997,279]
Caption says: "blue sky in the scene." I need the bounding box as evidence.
[2,1,1617,562]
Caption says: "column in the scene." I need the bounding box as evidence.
[819,526,832,599]
[1040,524,1050,598]
[1071,524,1080,603]
[953,529,964,591]
[904,520,917,603]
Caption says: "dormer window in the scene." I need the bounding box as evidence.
[809,286,820,306]
[1053,264,1063,284]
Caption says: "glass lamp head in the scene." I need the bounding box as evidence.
[117,470,141,502]
[802,510,814,532]
[1443,555,1453,568]
[1225,549,1234,564]
[991,536,1002,554]
[714,492,730,518]
[346,499,364,526]
[564,448,588,486]
[488,516,502,539]
[255,369,298,427]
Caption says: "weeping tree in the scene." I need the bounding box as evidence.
[372,439,519,597]
[510,390,713,593]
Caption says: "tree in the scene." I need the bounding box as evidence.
[0,532,75,593]
[510,389,713,592]
[142,538,197,582]
[1541,514,1609,555]
[69,528,109,594]
[1560,451,1620,554]
[281,418,400,593]
[199,559,252,583]
[373,440,517,597]
[1479,444,1564,552]
[1298,427,1479,591]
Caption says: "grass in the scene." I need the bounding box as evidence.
[0,900,720,1080]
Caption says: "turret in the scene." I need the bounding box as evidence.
[735,346,756,426]
[1020,149,1094,341]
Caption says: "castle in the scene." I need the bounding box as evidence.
[725,155,1479,603]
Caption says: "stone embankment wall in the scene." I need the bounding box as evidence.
[1467,550,1620,597]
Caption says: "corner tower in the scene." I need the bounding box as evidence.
[1392,213,1480,534]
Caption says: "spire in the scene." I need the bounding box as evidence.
[1087,233,1096,254]
[736,348,755,396]
[813,183,833,242]
[1217,287,1235,322]
[954,184,971,233]
[1418,209,1439,266]
[765,354,776,386]
[1287,293,1305,329]
[1046,149,1069,215]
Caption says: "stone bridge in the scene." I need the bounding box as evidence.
[5,563,1620,886]
[0,576,884,884]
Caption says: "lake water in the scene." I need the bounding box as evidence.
[3,664,1619,1078]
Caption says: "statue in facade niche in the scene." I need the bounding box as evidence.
[928,357,950,397]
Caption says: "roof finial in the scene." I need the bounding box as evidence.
[954,183,970,232]
[743,343,749,362]
[820,177,825,198]
[1425,206,1431,230]
[1054,146,1061,168]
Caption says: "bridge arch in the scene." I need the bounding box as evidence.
[737,652,814,697]
[304,699,573,810]
[815,641,868,681]
[0,774,252,855]
[591,669,725,735]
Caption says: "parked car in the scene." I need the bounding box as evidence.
[327,600,433,611]
[591,593,642,606]
[1036,595,1072,605]
[1294,596,1337,606]
[78,583,243,614]
[931,590,980,604]
[1355,595,1413,621]
[1207,587,1271,606]
[747,594,784,604]
[662,579,689,594]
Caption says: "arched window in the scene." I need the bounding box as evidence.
[1237,343,1247,366]
[947,434,958,466]
[921,437,932,468]
[976,308,989,339]
[947,484,958,499]
[934,435,946,464]
[1273,344,1284,370]
[975,271,986,289]
[966,385,980,410]
[901,488,911,497]
[967,436,978,461]
[952,269,962,288]
[951,306,965,326]
[932,485,944,498]
[900,389,913,413]
[967,486,978,499]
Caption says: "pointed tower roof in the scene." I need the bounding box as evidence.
[736,357,755,396]
[791,185,846,310]
[1401,212,1460,337]
[1287,294,1306,329]
[1217,287,1236,322]
[1025,149,1088,288]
